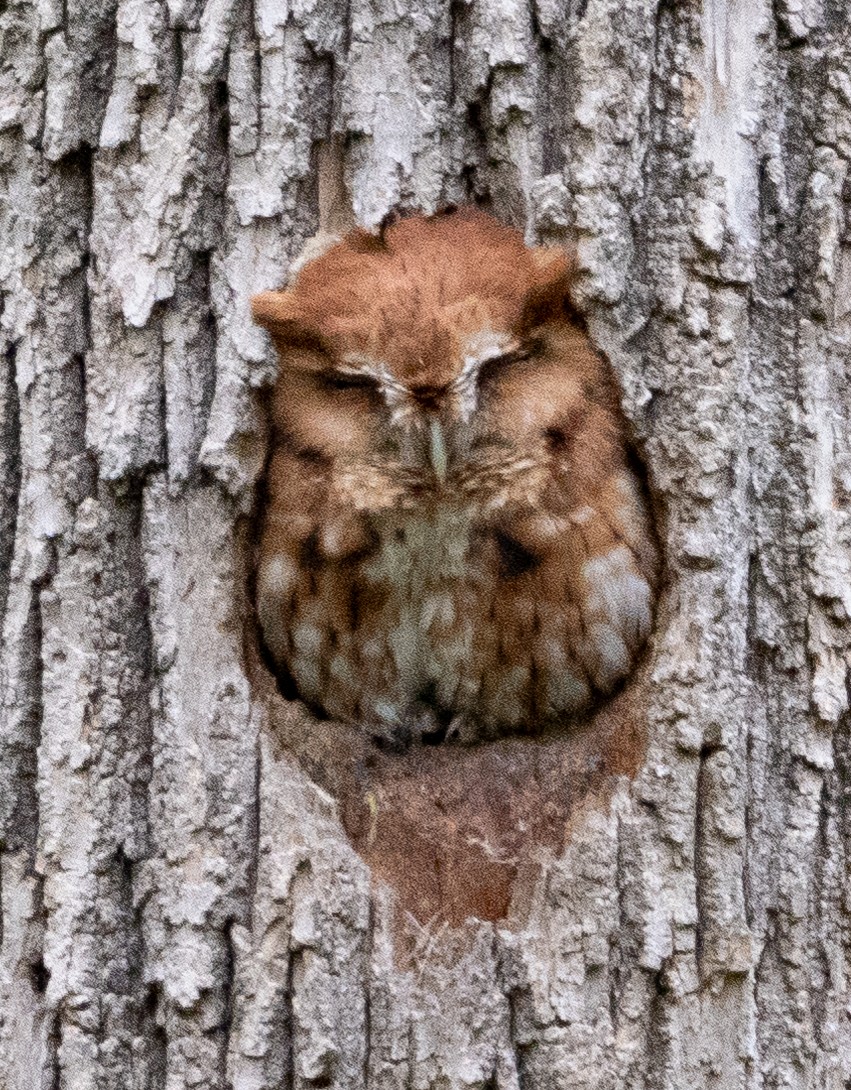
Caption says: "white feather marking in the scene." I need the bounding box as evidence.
[291,623,324,656]
[614,473,641,503]
[583,623,631,692]
[257,595,289,662]
[609,472,652,550]
[370,699,404,726]
[340,351,384,375]
[421,591,456,629]
[569,505,597,526]
[612,474,640,521]
[258,554,299,600]
[545,668,591,715]
[582,545,652,648]
[481,664,529,728]
[339,353,414,425]
[450,330,518,421]
[534,639,591,715]
[342,332,518,427]
[462,329,518,363]
[328,653,357,687]
[289,647,323,703]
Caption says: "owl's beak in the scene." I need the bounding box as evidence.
[428,418,449,482]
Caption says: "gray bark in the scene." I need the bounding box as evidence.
[2,0,851,1087]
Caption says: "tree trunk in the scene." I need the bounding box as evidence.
[2,0,850,1087]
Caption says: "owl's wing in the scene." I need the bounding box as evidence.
[495,395,658,706]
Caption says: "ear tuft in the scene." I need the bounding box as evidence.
[251,291,318,349]
[251,289,332,355]
[252,290,297,331]
[522,245,578,329]
[287,231,344,279]
[345,227,387,254]
[530,245,575,280]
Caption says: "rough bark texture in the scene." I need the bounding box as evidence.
[2,0,851,1087]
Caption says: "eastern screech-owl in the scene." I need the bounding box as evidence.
[253,208,659,744]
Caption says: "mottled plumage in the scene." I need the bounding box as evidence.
[253,208,659,743]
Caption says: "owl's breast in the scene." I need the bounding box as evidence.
[259,474,657,740]
[361,504,479,598]
[357,504,486,699]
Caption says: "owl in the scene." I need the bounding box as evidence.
[252,208,659,745]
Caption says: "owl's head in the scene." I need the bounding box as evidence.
[253,208,622,516]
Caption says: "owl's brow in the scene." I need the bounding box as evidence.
[337,333,528,426]
[336,353,386,379]
[444,330,523,421]
[451,331,522,385]
[339,352,412,417]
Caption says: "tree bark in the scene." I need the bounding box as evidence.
[2,0,851,1087]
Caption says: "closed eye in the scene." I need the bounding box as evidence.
[320,370,380,392]
[477,339,540,380]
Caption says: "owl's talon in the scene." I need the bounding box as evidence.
[444,715,476,744]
